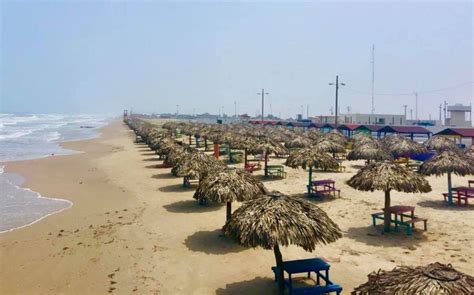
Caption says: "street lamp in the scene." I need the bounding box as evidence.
[257,89,269,123]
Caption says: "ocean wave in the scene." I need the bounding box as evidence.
[0,130,33,140]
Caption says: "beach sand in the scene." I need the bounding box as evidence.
[1,120,472,294]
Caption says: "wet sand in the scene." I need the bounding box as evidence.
[1,120,472,294]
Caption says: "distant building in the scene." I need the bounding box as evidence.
[311,113,406,125]
[445,104,472,127]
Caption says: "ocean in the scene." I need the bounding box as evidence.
[0,113,110,233]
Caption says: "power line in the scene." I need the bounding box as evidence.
[344,81,473,97]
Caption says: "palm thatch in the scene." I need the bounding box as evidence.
[347,143,392,162]
[424,136,460,153]
[285,136,311,149]
[314,137,346,154]
[194,168,266,221]
[173,151,224,179]
[419,150,474,204]
[223,191,342,293]
[248,138,289,177]
[352,262,474,295]
[324,130,347,146]
[351,133,378,149]
[386,137,427,158]
[465,145,474,163]
[419,150,474,177]
[348,161,431,232]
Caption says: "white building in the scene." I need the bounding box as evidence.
[311,113,406,125]
[446,104,472,127]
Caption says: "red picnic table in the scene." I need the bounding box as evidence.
[308,179,340,197]
[449,187,474,206]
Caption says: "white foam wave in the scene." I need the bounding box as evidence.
[0,130,33,140]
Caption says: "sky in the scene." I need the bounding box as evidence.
[1,0,472,119]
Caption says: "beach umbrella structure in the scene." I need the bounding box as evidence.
[423,136,460,153]
[231,134,257,166]
[347,142,392,164]
[285,147,339,195]
[314,137,346,155]
[352,262,474,294]
[193,168,266,221]
[172,151,224,182]
[248,138,288,177]
[223,191,342,294]
[419,150,474,204]
[464,145,474,163]
[284,136,311,149]
[384,136,427,159]
[348,161,431,232]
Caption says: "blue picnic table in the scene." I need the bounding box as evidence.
[272,258,342,295]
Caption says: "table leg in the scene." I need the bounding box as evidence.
[411,210,415,228]
[394,213,399,232]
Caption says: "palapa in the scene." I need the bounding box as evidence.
[285,147,339,195]
[347,142,392,163]
[194,168,266,221]
[223,191,341,294]
[173,151,224,180]
[419,150,474,204]
[352,262,474,295]
[348,161,431,232]
[247,138,288,177]
[424,136,460,153]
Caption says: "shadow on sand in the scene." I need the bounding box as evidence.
[158,183,194,193]
[141,152,157,156]
[290,193,339,205]
[184,229,247,255]
[345,224,428,248]
[163,200,223,213]
[417,200,474,211]
[215,277,276,295]
[152,173,176,180]
[143,157,161,162]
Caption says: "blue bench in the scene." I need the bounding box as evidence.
[271,258,342,295]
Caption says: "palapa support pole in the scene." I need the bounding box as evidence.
[273,245,285,295]
[189,135,192,145]
[447,171,453,204]
[214,143,219,159]
[204,138,208,150]
[227,143,233,163]
[226,202,232,221]
[384,190,391,232]
[307,166,313,195]
[195,136,200,148]
[244,149,248,166]
[264,152,269,177]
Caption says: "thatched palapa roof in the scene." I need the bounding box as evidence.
[173,151,224,179]
[352,262,474,295]
[285,147,339,170]
[419,150,474,176]
[223,191,342,251]
[193,168,266,203]
[348,161,431,193]
[423,136,460,153]
[347,143,392,162]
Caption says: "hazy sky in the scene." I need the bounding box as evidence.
[1,1,472,119]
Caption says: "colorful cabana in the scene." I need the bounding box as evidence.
[434,128,474,145]
[377,126,431,140]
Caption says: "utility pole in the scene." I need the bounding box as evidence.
[371,44,375,114]
[414,92,418,121]
[443,101,448,125]
[234,101,237,118]
[403,105,408,119]
[439,104,442,122]
[410,108,413,120]
[257,89,269,123]
[329,75,345,129]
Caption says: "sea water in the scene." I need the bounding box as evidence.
[0,113,110,233]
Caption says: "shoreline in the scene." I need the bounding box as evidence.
[0,123,111,234]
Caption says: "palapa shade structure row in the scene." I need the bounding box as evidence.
[223,191,342,294]
[352,262,474,294]
[419,150,474,204]
[193,168,266,221]
[348,161,431,232]
[285,147,339,195]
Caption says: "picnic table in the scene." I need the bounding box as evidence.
[371,205,427,235]
[271,258,342,295]
[308,180,340,197]
[267,165,287,178]
[447,187,474,206]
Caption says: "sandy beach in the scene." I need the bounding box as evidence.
[1,120,472,294]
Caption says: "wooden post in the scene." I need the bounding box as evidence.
[307,166,313,195]
[384,190,391,232]
[214,143,219,160]
[264,152,269,177]
[273,245,284,295]
[226,202,232,221]
[447,171,453,204]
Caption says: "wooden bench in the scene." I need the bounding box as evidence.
[267,166,287,179]
[443,192,471,206]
